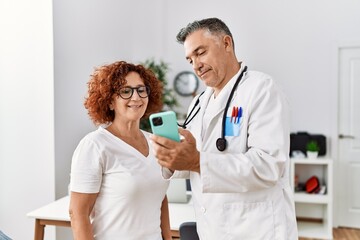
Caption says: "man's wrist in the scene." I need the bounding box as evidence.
[192,151,201,173]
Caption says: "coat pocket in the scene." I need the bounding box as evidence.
[223,201,275,240]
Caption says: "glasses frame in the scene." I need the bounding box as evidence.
[117,86,150,100]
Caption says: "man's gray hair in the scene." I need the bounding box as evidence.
[176,17,235,49]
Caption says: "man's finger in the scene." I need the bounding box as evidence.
[157,158,171,169]
[179,128,196,144]
[150,134,178,149]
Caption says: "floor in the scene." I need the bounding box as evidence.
[173,227,360,240]
[299,227,360,240]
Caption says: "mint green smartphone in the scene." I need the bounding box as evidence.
[149,111,180,142]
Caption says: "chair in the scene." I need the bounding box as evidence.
[0,230,12,240]
[179,222,199,240]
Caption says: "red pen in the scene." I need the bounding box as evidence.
[231,107,236,123]
[234,107,238,123]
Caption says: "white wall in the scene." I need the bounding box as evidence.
[53,0,167,199]
[53,2,360,238]
[53,0,168,238]
[0,0,55,239]
[1,0,360,239]
[163,0,360,135]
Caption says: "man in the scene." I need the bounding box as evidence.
[150,17,298,239]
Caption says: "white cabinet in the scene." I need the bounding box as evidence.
[290,158,333,239]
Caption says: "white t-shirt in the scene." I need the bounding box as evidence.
[70,126,169,240]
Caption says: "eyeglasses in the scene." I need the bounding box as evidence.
[118,86,150,99]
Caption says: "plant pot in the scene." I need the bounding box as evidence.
[307,151,318,159]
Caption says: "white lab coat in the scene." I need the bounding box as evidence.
[166,65,298,240]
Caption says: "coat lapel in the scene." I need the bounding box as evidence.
[200,75,241,141]
[189,88,213,149]
[189,65,247,150]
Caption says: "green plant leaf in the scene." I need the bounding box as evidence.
[306,140,320,152]
[140,58,179,132]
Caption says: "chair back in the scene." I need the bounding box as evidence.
[179,222,199,240]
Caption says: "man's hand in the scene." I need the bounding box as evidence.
[150,128,200,173]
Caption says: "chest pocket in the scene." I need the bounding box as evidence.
[224,116,241,137]
[200,114,247,153]
[225,106,244,137]
[224,113,248,154]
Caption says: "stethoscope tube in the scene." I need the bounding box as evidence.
[178,66,248,152]
[216,66,247,151]
[178,92,205,129]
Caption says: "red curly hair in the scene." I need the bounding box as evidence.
[84,61,163,125]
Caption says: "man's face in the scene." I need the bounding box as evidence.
[184,29,230,88]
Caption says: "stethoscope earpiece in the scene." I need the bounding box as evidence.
[216,138,227,152]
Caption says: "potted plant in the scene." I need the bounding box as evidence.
[140,58,179,132]
[306,140,320,159]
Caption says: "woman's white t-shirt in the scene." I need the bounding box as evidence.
[70,126,169,240]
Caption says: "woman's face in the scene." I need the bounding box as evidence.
[111,71,149,122]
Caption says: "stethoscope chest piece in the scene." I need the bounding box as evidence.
[216,138,227,151]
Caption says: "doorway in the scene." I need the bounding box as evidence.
[337,45,360,228]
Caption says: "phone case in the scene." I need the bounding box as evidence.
[149,111,180,142]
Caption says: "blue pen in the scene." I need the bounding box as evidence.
[237,107,242,123]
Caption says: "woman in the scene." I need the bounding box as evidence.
[69,61,171,240]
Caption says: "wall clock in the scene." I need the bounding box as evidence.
[173,71,199,97]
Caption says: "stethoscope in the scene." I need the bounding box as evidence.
[178,66,248,152]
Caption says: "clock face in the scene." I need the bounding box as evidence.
[173,71,199,96]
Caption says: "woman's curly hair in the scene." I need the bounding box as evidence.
[84,61,163,125]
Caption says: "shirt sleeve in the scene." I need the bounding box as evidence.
[69,137,103,193]
[161,167,191,179]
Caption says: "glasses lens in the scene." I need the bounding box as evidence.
[119,87,133,99]
[118,86,149,99]
[137,86,150,98]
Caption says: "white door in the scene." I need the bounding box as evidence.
[338,46,360,228]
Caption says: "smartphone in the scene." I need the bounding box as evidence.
[149,111,180,142]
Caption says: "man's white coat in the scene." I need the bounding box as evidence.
[167,66,298,239]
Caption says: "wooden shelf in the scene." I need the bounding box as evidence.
[294,192,330,204]
[297,221,333,239]
[290,157,333,239]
